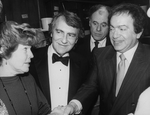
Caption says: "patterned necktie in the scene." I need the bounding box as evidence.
[52,53,69,66]
[116,54,126,96]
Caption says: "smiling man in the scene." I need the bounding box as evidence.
[30,10,89,114]
[55,3,150,115]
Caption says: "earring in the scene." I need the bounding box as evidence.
[5,61,7,65]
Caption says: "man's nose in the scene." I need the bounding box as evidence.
[62,34,67,43]
[96,24,101,31]
[113,30,120,38]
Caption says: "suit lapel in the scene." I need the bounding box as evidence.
[106,35,111,46]
[110,43,149,115]
[103,50,117,106]
[33,47,51,103]
[68,53,84,102]
[86,35,92,56]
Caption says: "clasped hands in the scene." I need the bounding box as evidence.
[50,103,77,115]
[49,104,135,115]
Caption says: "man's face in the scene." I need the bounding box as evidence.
[110,14,142,53]
[52,16,79,56]
[89,7,109,41]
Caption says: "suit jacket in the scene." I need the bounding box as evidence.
[73,35,112,115]
[29,45,89,111]
[74,35,111,59]
[74,43,150,115]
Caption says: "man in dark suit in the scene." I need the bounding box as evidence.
[74,4,112,115]
[29,10,89,113]
[52,3,150,115]
[74,4,111,59]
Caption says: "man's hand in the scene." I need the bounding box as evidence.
[63,101,80,115]
[50,105,65,115]
[50,102,80,115]
[63,104,75,115]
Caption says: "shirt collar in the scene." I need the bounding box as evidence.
[48,45,69,58]
[90,35,106,45]
[117,42,139,63]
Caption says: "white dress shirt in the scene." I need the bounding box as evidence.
[48,45,70,110]
[90,36,107,51]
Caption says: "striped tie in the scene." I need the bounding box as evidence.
[116,54,126,96]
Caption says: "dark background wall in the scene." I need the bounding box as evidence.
[1,0,48,28]
[1,0,149,31]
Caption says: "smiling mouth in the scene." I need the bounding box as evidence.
[59,43,68,47]
[113,40,123,45]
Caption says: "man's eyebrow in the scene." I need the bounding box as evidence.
[68,32,77,36]
[102,22,108,25]
[110,25,114,28]
[55,28,63,32]
[119,25,127,27]
[118,25,128,28]
[110,25,128,28]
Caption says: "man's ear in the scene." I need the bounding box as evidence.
[74,37,78,44]
[136,30,143,39]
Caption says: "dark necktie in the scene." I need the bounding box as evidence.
[52,53,69,66]
[94,41,99,49]
[93,41,99,52]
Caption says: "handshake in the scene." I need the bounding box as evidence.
[49,102,80,115]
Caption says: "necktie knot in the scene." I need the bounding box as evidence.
[120,53,126,61]
[52,53,69,66]
[92,41,99,52]
[94,41,99,49]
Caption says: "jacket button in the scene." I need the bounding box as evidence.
[131,103,135,106]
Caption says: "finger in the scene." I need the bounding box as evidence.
[63,106,74,115]
[60,106,65,111]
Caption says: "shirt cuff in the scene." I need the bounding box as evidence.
[69,99,82,114]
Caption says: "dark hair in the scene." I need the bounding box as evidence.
[0,21,45,63]
[88,4,111,19]
[109,3,147,34]
[49,10,84,38]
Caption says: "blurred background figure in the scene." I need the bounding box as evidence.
[0,0,2,13]
[0,0,2,24]
[0,21,51,115]
[74,4,111,59]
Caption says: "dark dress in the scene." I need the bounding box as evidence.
[0,73,50,115]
